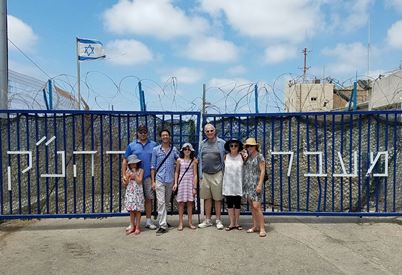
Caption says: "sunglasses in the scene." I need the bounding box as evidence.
[230,144,238,148]
[138,131,147,134]
[183,148,191,151]
[245,145,256,148]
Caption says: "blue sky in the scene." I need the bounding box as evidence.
[7,0,402,112]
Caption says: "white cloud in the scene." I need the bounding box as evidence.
[344,0,373,31]
[385,0,402,13]
[184,37,238,62]
[226,65,246,75]
[264,44,297,64]
[199,0,322,43]
[387,20,402,48]
[208,77,251,88]
[103,0,208,40]
[106,39,153,65]
[321,42,368,76]
[161,67,203,84]
[7,15,38,51]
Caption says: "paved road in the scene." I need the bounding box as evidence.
[1,216,401,274]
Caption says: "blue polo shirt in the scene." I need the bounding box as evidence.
[125,139,157,179]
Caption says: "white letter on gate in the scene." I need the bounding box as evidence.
[7,151,32,173]
[303,151,327,177]
[366,151,388,177]
[73,151,97,177]
[333,151,358,177]
[270,151,294,177]
[41,151,66,177]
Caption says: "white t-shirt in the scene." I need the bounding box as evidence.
[222,153,243,196]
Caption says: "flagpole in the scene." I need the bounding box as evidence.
[76,37,81,110]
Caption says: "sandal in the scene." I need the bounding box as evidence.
[246,227,259,233]
[236,225,243,230]
[225,226,236,231]
[259,231,267,237]
[126,228,136,235]
[125,225,133,232]
[189,224,196,230]
[177,225,184,231]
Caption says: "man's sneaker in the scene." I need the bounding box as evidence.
[198,219,213,228]
[145,222,157,230]
[216,220,224,230]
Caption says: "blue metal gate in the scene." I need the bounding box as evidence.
[0,110,201,219]
[1,109,402,219]
[204,110,402,216]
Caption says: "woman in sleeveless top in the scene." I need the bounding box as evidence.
[222,139,244,231]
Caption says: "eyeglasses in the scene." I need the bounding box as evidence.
[230,144,238,148]
[205,130,214,133]
[138,131,147,134]
[183,148,191,151]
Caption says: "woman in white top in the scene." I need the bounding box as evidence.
[222,138,244,231]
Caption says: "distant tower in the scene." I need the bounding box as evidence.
[302,48,310,83]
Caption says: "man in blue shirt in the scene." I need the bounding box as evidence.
[122,124,157,230]
[151,129,179,234]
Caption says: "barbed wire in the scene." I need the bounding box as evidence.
[7,67,402,113]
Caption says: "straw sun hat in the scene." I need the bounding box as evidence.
[244,137,260,149]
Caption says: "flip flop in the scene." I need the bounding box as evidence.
[125,226,135,232]
[246,227,259,233]
[177,226,184,231]
[189,225,197,230]
[126,228,136,235]
[236,225,243,230]
[225,226,236,231]
[259,231,267,237]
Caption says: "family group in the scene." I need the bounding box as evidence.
[122,123,267,238]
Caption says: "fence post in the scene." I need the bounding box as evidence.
[48,79,53,110]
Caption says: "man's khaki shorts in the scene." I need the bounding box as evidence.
[200,170,223,201]
[142,177,154,200]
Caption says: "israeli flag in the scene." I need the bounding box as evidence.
[77,38,106,61]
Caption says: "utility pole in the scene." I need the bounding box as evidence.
[0,0,8,111]
[302,48,310,83]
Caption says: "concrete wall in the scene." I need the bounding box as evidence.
[285,83,334,112]
[370,69,402,110]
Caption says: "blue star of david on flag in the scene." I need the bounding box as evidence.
[77,38,106,61]
[84,44,95,56]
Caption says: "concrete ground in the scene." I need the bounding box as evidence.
[0,215,401,275]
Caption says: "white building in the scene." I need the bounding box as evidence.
[284,81,334,112]
[369,69,402,110]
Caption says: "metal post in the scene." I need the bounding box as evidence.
[138,81,146,111]
[199,83,206,222]
[254,83,259,113]
[48,79,53,110]
[76,37,81,110]
[0,0,8,111]
[353,81,357,111]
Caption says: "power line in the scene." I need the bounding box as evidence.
[8,38,51,79]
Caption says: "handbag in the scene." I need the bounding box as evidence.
[174,159,194,196]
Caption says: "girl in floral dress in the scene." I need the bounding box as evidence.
[123,154,144,235]
[173,143,198,231]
